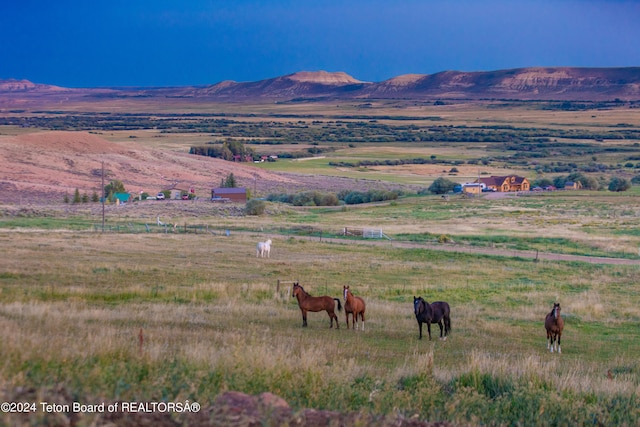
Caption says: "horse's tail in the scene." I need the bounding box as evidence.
[445,314,452,334]
[334,298,342,312]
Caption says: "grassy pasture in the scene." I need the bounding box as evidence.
[1,205,639,425]
[2,100,640,425]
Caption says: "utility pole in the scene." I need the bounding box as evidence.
[101,160,105,232]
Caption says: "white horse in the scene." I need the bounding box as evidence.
[256,239,272,258]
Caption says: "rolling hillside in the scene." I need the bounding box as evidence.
[0,131,409,203]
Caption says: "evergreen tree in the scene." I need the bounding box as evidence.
[223,173,237,188]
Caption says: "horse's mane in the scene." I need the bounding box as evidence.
[294,283,311,296]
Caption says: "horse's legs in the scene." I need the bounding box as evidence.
[437,320,446,340]
[427,322,432,340]
[546,331,551,350]
[360,312,365,332]
[328,310,338,328]
[418,321,423,339]
[302,309,308,327]
[557,332,562,354]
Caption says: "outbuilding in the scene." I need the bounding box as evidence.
[113,192,131,204]
[211,187,247,203]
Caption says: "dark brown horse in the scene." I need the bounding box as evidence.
[414,296,451,340]
[292,282,342,328]
[343,285,366,331]
[545,302,564,353]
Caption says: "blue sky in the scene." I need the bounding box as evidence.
[2,0,639,87]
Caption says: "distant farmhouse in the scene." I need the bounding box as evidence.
[211,187,247,203]
[476,175,530,192]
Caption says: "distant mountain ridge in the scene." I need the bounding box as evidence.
[2,67,640,103]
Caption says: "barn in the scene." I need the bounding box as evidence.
[211,187,247,203]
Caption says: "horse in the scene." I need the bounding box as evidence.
[413,296,451,340]
[292,282,342,328]
[343,285,366,331]
[545,302,564,353]
[256,239,272,258]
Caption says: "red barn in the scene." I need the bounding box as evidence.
[211,187,247,203]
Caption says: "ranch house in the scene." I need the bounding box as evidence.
[211,187,247,203]
[476,175,530,192]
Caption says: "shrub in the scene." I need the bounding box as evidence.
[319,193,339,206]
[438,234,452,243]
[428,177,457,195]
[292,191,316,206]
[245,199,266,215]
[267,193,293,204]
[608,177,631,192]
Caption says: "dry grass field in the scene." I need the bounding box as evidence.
[1,99,640,425]
[1,194,639,426]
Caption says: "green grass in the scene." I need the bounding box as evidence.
[3,100,640,424]
[0,216,95,230]
[1,177,640,426]
[256,156,428,184]
[1,225,639,426]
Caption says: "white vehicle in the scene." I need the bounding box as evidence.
[156,192,165,200]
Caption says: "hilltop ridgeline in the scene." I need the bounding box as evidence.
[2,67,640,103]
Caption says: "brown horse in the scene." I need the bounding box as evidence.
[545,302,564,353]
[292,282,342,328]
[343,285,366,331]
[414,296,451,340]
